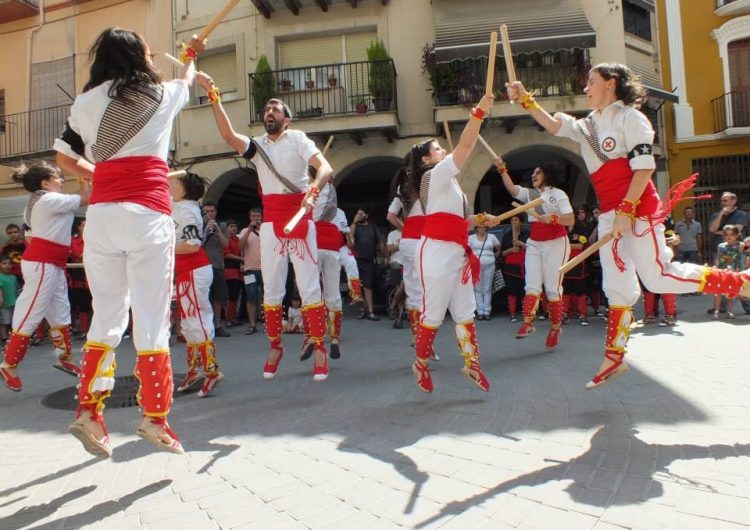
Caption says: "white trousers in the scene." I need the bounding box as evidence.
[400,237,422,311]
[338,245,359,281]
[524,237,570,301]
[474,263,495,316]
[318,249,342,311]
[261,221,322,306]
[176,264,214,343]
[598,211,706,307]
[84,203,174,351]
[418,237,475,327]
[12,261,70,334]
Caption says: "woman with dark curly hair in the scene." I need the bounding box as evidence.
[507,63,750,389]
[497,159,574,351]
[54,28,204,457]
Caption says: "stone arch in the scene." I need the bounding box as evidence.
[332,155,403,224]
[204,167,260,224]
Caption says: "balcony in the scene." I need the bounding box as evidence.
[0,104,71,161]
[248,59,398,140]
[712,90,750,134]
[430,49,592,125]
[715,0,750,15]
[0,0,39,23]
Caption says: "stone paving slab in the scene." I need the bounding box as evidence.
[3,296,750,529]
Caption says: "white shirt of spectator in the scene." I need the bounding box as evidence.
[468,233,500,267]
[387,229,403,266]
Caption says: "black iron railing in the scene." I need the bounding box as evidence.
[0,104,71,160]
[712,90,750,132]
[716,0,741,7]
[248,59,397,123]
[427,49,590,108]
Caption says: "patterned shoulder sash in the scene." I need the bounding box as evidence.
[251,139,302,194]
[575,116,610,164]
[92,84,164,162]
[24,191,47,229]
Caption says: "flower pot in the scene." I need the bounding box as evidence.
[372,97,392,111]
[328,77,338,87]
[305,80,315,90]
[279,80,292,92]
[355,103,368,114]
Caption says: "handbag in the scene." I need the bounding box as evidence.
[492,268,505,294]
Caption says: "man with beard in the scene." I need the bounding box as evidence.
[196,72,333,382]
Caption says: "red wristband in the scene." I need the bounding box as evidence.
[615,199,638,217]
[550,214,559,224]
[471,107,485,120]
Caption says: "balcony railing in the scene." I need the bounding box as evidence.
[0,105,71,160]
[717,0,740,7]
[248,59,397,123]
[712,90,750,132]
[429,49,590,107]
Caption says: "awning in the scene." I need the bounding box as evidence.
[645,86,679,103]
[433,0,596,63]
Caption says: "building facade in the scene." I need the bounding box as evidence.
[657,0,750,257]
[0,0,668,232]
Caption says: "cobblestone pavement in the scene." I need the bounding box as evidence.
[2,295,750,529]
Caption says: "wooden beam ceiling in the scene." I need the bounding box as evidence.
[251,0,271,19]
[314,0,328,12]
[282,0,299,15]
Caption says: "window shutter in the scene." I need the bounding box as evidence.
[199,50,237,92]
[31,57,74,110]
[344,31,377,62]
[279,35,342,68]
[729,38,750,90]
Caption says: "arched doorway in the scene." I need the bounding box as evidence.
[205,167,261,227]
[334,156,403,227]
[473,145,593,215]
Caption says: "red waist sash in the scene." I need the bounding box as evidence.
[23,237,70,267]
[91,156,171,216]
[422,213,479,284]
[315,221,341,251]
[262,193,310,239]
[402,215,426,240]
[530,222,567,241]
[175,247,211,276]
[591,158,660,216]
[504,250,525,265]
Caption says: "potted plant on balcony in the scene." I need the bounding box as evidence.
[421,42,459,105]
[327,71,338,87]
[252,54,276,121]
[351,95,368,114]
[367,39,394,111]
[305,70,315,90]
[279,79,293,92]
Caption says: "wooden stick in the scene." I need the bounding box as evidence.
[443,121,454,152]
[67,263,85,269]
[167,170,187,178]
[163,52,183,67]
[197,0,240,41]
[494,197,544,224]
[322,135,334,156]
[286,136,334,235]
[559,232,614,275]
[477,135,498,159]
[500,24,516,83]
[485,31,498,96]
[512,201,540,220]
[512,218,520,242]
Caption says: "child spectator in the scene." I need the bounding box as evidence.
[0,256,18,342]
[714,224,744,319]
[284,296,303,333]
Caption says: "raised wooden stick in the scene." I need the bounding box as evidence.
[322,135,334,156]
[197,0,240,41]
[443,121,454,152]
[500,24,516,83]
[494,197,544,224]
[559,232,614,275]
[163,52,184,67]
[167,170,187,178]
[477,135,498,159]
[486,31,498,95]
[512,201,540,220]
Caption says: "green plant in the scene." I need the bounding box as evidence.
[252,54,275,118]
[421,42,459,104]
[366,39,394,107]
